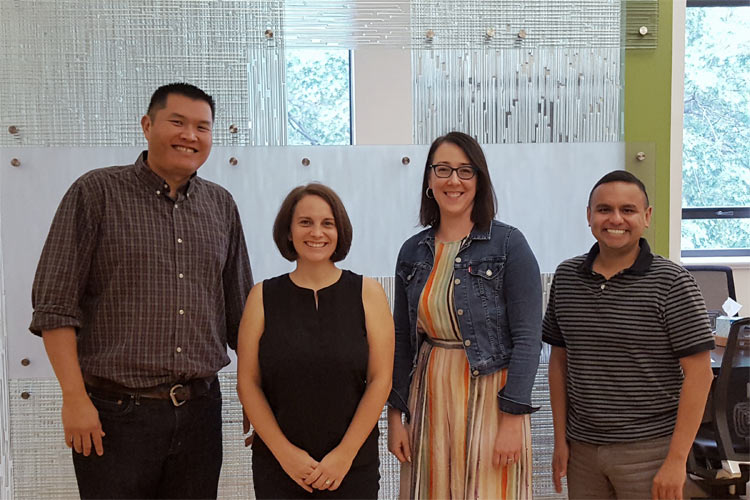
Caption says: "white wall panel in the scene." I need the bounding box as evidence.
[1,143,619,379]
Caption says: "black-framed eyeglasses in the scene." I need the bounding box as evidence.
[430,164,478,180]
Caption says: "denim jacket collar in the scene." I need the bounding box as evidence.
[390,219,542,418]
[416,223,493,249]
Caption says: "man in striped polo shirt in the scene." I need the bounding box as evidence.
[543,170,715,499]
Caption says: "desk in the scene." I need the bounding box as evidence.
[710,336,750,371]
[711,344,725,371]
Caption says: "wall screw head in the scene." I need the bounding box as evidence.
[229,157,239,166]
[301,158,311,167]
[10,158,21,167]
[8,125,19,134]
[401,157,410,165]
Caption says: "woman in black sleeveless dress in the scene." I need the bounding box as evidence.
[237,183,394,499]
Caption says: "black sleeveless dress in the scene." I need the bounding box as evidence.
[251,270,380,499]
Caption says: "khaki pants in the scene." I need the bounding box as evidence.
[567,437,704,499]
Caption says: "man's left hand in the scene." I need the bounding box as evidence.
[652,457,685,500]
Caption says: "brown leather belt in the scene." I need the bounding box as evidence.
[83,374,217,407]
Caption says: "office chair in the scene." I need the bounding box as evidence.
[688,318,750,498]
[685,265,738,330]
[685,265,737,308]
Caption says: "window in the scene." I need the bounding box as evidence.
[285,49,352,145]
[681,1,750,257]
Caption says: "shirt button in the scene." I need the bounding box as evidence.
[178,273,184,279]
[178,309,185,315]
[176,347,182,353]
[177,238,183,244]
[174,204,179,209]
[486,269,493,277]
[164,183,169,189]
[156,190,161,195]
[454,278,461,285]
[472,369,479,376]
[455,257,461,263]
[464,339,471,347]
[457,309,464,316]
[600,284,606,290]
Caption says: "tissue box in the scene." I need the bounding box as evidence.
[715,316,740,338]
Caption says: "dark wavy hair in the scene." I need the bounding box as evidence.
[419,132,497,230]
[273,183,353,262]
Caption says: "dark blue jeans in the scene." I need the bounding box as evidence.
[72,380,223,499]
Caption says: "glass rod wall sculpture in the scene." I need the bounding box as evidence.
[0,0,630,146]
[413,47,622,144]
[410,0,623,143]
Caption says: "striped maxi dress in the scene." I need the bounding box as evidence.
[400,239,533,499]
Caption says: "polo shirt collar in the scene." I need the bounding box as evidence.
[134,151,199,196]
[580,238,653,275]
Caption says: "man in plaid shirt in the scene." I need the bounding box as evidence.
[30,83,253,499]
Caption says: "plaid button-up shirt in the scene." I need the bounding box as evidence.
[30,152,253,388]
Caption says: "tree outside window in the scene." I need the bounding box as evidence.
[285,49,352,146]
[682,3,750,256]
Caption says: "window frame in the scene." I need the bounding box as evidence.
[681,0,750,258]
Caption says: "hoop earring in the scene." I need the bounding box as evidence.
[425,187,434,199]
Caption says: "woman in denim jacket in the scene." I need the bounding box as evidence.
[387,132,542,499]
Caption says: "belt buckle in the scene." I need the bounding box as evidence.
[169,384,186,407]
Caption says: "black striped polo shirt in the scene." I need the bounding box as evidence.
[542,239,714,444]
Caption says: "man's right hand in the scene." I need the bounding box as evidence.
[552,440,569,493]
[62,394,105,456]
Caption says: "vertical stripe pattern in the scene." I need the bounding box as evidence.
[402,240,532,499]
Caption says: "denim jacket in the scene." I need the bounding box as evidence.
[388,220,542,419]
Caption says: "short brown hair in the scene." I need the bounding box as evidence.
[273,183,353,262]
[419,132,497,229]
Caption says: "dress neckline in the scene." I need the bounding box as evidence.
[436,237,466,246]
[285,269,345,294]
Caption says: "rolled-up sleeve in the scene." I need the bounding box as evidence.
[497,228,542,414]
[30,181,99,336]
